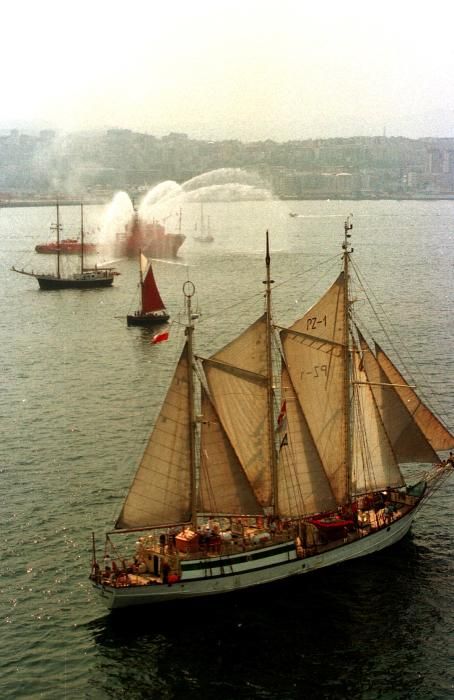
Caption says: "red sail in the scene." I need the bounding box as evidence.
[142,262,166,314]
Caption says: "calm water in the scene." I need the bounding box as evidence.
[1,199,453,699]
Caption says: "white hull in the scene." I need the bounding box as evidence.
[93,506,418,610]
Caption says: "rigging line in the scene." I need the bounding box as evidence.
[272,256,342,316]
[350,257,413,370]
[278,422,309,518]
[192,290,265,327]
[194,254,342,329]
[271,253,341,294]
[351,266,416,383]
[350,257,452,425]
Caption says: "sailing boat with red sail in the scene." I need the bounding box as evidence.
[127,253,170,327]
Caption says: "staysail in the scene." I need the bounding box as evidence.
[357,331,440,463]
[277,364,337,516]
[198,387,263,514]
[375,342,454,452]
[116,344,192,529]
[141,253,166,314]
[280,272,348,505]
[202,315,274,507]
[351,344,404,493]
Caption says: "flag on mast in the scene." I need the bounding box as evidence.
[151,330,169,345]
[277,400,287,430]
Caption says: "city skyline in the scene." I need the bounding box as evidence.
[4,0,454,142]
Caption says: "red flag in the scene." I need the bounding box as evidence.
[151,330,169,345]
[277,400,287,429]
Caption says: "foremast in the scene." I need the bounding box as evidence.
[342,217,353,503]
[183,280,198,531]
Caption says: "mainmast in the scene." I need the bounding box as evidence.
[264,231,278,515]
[342,216,353,500]
[183,280,198,531]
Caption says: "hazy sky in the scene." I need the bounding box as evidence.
[3,0,454,141]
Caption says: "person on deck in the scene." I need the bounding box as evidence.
[103,553,112,576]
[162,560,170,584]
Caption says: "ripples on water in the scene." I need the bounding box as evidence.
[1,200,453,699]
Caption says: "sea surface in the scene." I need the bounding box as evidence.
[1,198,453,699]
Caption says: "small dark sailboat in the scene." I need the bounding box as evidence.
[127,253,170,327]
[12,203,116,289]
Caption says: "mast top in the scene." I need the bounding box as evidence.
[183,279,195,300]
[342,215,353,255]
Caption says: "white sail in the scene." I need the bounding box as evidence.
[198,388,263,514]
[357,331,439,463]
[202,315,273,507]
[140,252,148,276]
[277,365,337,516]
[351,347,404,494]
[280,273,348,505]
[375,343,454,452]
[116,345,192,529]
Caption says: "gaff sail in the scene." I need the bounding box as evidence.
[140,253,167,314]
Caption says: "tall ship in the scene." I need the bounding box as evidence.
[117,208,185,259]
[90,220,453,609]
[12,203,116,290]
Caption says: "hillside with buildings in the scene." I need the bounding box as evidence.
[1,128,454,203]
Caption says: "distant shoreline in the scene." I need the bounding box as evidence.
[2,194,454,208]
[0,200,107,208]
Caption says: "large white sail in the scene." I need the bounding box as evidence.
[357,331,439,463]
[198,388,263,514]
[277,365,337,516]
[280,273,348,505]
[116,345,192,529]
[375,343,454,452]
[202,315,273,507]
[351,347,404,494]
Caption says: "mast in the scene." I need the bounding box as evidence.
[264,231,278,514]
[342,216,353,501]
[138,250,144,314]
[80,203,84,274]
[178,207,182,235]
[183,280,198,531]
[51,201,61,279]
